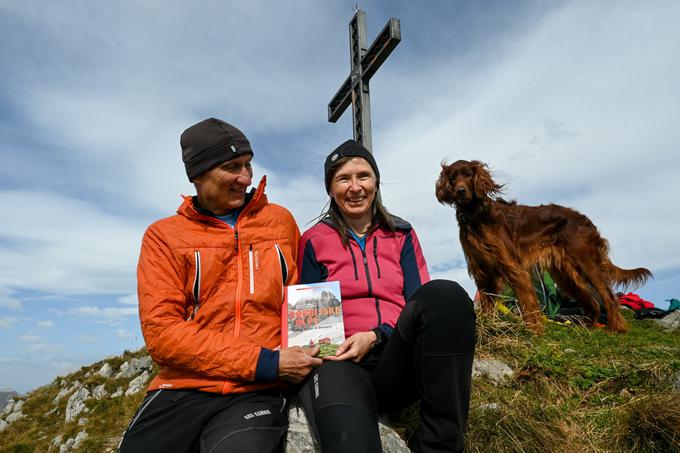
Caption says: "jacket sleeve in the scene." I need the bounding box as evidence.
[297,231,328,284]
[400,227,431,301]
[138,225,268,382]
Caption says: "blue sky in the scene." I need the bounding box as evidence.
[1,1,678,393]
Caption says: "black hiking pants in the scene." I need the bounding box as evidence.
[297,279,476,453]
[117,388,288,453]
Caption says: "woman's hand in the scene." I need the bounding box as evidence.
[325,331,377,363]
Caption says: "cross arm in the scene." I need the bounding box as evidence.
[360,18,401,81]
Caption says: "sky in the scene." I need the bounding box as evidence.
[1,0,678,393]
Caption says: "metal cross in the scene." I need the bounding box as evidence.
[328,9,401,152]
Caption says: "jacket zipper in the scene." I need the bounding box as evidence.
[348,245,359,280]
[249,244,255,294]
[373,237,381,279]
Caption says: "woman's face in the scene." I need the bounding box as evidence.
[329,157,377,221]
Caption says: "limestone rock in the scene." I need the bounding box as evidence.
[284,403,408,453]
[125,371,150,396]
[115,356,153,379]
[52,434,63,448]
[65,387,90,423]
[654,310,680,331]
[6,410,23,423]
[73,430,89,449]
[98,362,114,378]
[472,358,514,385]
[111,387,124,398]
[1,399,15,416]
[93,384,108,399]
[0,419,7,432]
[54,381,81,404]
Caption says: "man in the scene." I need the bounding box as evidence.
[119,118,322,452]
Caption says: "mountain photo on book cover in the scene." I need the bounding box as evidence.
[285,281,344,357]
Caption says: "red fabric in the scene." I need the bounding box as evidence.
[618,292,654,311]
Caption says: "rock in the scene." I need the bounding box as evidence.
[98,362,114,378]
[73,430,88,449]
[111,387,124,398]
[60,380,67,387]
[54,381,81,404]
[93,384,108,399]
[0,419,7,432]
[654,310,680,331]
[378,422,410,452]
[472,358,514,385]
[1,399,15,416]
[6,410,23,423]
[12,400,24,412]
[65,387,91,423]
[52,434,63,448]
[125,371,150,396]
[478,402,500,411]
[115,356,153,379]
[60,437,74,453]
[284,403,408,453]
[286,404,320,452]
[78,417,88,426]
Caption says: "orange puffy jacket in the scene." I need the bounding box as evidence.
[137,177,299,394]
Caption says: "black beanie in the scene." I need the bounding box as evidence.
[324,139,380,193]
[181,118,254,181]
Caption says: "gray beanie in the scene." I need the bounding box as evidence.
[324,139,380,193]
[181,118,253,181]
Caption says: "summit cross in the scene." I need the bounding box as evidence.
[328,9,401,152]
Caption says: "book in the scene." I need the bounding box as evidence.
[282,281,345,357]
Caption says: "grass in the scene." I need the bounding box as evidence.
[1,313,678,452]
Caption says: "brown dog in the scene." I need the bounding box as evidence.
[435,160,652,333]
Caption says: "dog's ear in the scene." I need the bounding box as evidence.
[471,161,503,198]
[435,161,455,205]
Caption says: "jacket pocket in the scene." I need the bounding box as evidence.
[274,243,289,302]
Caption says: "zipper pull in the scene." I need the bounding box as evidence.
[235,229,239,251]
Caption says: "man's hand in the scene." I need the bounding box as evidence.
[278,345,323,383]
[324,331,376,363]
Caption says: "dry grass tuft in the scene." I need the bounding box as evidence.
[613,392,680,452]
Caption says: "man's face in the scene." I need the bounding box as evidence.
[193,154,253,215]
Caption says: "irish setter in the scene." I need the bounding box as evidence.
[435,160,652,333]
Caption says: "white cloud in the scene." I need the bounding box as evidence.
[76,335,99,344]
[0,317,19,329]
[117,294,138,306]
[116,329,132,339]
[19,335,39,342]
[68,306,138,325]
[37,320,54,328]
[0,191,144,296]
[0,297,22,310]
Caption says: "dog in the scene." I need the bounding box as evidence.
[435,160,652,333]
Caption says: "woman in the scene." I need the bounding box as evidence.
[297,139,476,453]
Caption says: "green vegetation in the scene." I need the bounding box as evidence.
[1,313,678,452]
[398,310,680,452]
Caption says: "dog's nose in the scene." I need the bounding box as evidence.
[456,187,467,196]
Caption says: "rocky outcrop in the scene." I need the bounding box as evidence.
[284,403,409,452]
[65,387,90,423]
[654,310,680,331]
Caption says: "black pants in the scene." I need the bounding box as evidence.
[118,389,288,453]
[298,280,476,453]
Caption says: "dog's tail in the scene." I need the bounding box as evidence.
[608,265,653,290]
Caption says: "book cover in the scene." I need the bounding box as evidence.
[282,281,344,357]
